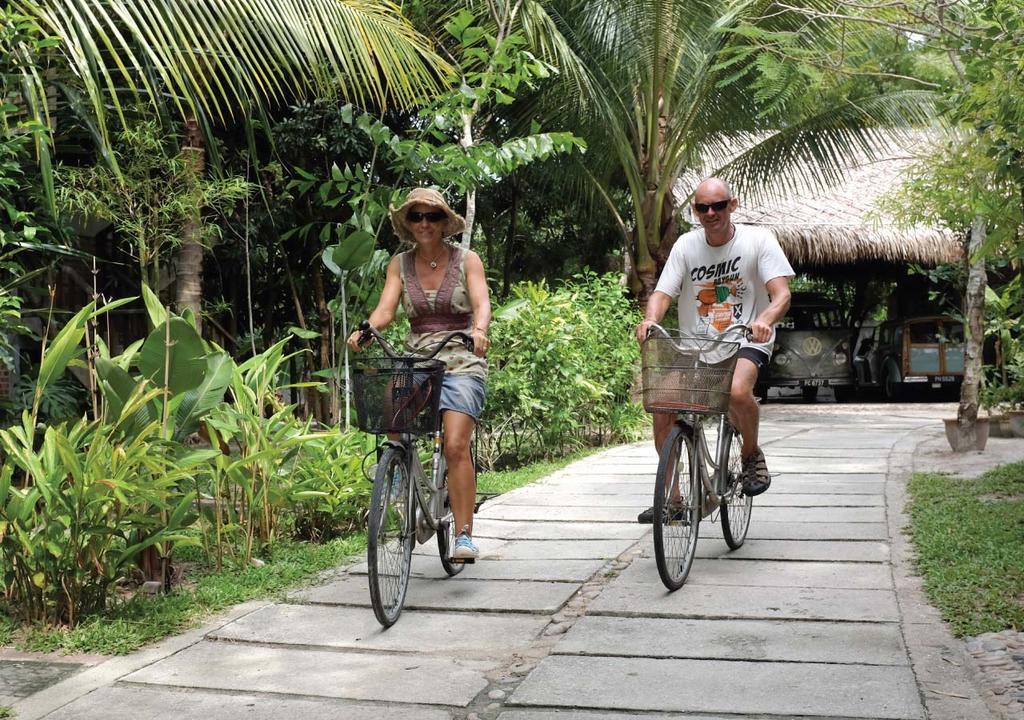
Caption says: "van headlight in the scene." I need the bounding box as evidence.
[833,352,847,366]
[775,352,790,366]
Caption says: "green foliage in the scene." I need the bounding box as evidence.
[907,464,1024,636]
[289,429,374,542]
[0,393,210,626]
[484,271,643,465]
[56,121,250,292]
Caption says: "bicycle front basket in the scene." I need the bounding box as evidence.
[641,332,740,414]
[352,357,445,434]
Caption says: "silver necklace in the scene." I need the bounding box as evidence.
[421,246,446,270]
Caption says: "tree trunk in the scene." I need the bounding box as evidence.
[460,109,476,249]
[502,180,518,297]
[631,189,679,312]
[175,118,206,332]
[312,264,332,422]
[954,216,987,451]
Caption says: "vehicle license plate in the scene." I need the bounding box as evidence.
[934,375,956,382]
[804,379,826,387]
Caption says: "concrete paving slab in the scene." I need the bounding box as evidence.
[495,492,653,507]
[588,582,900,622]
[766,459,890,474]
[472,520,647,541]
[616,558,892,590]
[348,556,605,582]
[509,655,923,719]
[122,640,491,706]
[295,575,578,614]
[774,472,888,482]
[43,684,452,720]
[0,660,85,704]
[506,491,883,507]
[749,493,884,506]
[477,505,638,522]
[694,538,890,562]
[564,480,886,495]
[500,713,734,720]
[210,604,548,654]
[746,506,885,523]
[701,520,888,540]
[769,481,886,494]
[760,447,895,457]
[484,539,629,560]
[554,615,908,665]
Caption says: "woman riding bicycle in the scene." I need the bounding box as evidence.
[347,187,491,560]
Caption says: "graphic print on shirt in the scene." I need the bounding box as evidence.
[690,255,747,334]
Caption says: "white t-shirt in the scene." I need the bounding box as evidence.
[654,224,795,356]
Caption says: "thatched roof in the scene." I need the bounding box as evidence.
[673,136,964,268]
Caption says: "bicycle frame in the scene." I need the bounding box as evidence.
[677,412,739,511]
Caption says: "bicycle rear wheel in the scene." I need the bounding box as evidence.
[720,424,752,549]
[367,447,414,627]
[653,424,700,591]
[435,456,465,576]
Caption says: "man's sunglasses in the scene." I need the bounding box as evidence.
[693,199,731,214]
[408,210,447,223]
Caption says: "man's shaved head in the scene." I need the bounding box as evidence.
[694,177,733,201]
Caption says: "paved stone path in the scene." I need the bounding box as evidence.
[15,404,1012,720]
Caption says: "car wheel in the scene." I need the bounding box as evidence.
[833,386,855,403]
[883,363,903,402]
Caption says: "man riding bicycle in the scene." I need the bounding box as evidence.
[635,177,793,523]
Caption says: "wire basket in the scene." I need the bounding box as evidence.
[641,332,741,414]
[352,357,445,434]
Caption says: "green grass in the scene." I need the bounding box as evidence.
[9,535,365,656]
[477,447,605,495]
[906,461,1024,637]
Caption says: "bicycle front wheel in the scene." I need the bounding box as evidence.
[720,424,752,549]
[653,424,700,591]
[367,447,414,627]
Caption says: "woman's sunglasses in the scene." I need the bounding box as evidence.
[694,199,731,214]
[408,210,447,223]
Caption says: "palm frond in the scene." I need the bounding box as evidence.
[16,0,452,139]
[713,90,942,204]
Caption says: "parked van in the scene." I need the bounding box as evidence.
[761,294,855,402]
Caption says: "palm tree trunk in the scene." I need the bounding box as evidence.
[175,117,205,331]
[954,216,987,450]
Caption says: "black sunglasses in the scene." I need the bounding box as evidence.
[694,199,731,213]
[408,210,447,223]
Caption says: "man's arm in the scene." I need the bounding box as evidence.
[636,291,673,343]
[750,276,792,344]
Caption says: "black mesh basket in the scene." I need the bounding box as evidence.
[352,357,445,434]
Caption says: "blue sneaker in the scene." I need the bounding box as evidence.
[453,528,479,560]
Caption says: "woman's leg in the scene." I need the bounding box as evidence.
[443,409,478,535]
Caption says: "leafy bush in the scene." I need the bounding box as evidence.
[0,393,213,626]
[483,271,643,465]
[289,428,373,542]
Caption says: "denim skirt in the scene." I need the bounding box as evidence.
[439,373,487,421]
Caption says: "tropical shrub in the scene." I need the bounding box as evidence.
[0,392,214,626]
[483,272,643,465]
[289,428,373,542]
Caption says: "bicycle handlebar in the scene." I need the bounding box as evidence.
[357,320,475,359]
[646,322,754,343]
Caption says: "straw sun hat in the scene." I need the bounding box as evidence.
[389,187,465,243]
